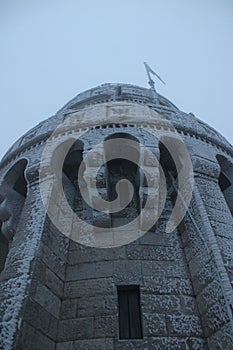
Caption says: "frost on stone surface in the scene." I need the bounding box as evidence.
[0,195,45,350]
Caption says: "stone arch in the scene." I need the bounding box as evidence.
[0,159,28,273]
[50,137,93,223]
[158,137,184,203]
[104,132,141,227]
[216,155,233,216]
[0,225,8,273]
[62,139,85,211]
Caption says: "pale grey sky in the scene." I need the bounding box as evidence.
[1,0,233,160]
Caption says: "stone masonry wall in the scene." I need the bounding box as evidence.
[57,197,206,350]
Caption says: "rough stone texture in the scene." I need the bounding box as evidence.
[0,83,233,349]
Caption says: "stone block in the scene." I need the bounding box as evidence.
[114,339,149,350]
[37,242,66,281]
[196,279,223,314]
[143,276,193,296]
[93,315,117,338]
[34,258,64,298]
[185,338,208,350]
[68,244,126,264]
[63,277,114,299]
[210,219,233,240]
[126,244,181,261]
[188,248,211,279]
[207,322,233,350]
[201,299,230,337]
[34,281,61,318]
[149,336,207,350]
[77,294,117,318]
[58,317,94,342]
[143,313,167,336]
[141,294,181,314]
[113,260,142,284]
[42,225,69,261]
[16,321,56,350]
[149,337,187,350]
[57,342,74,350]
[141,260,187,279]
[192,258,216,295]
[60,299,78,319]
[73,338,114,350]
[167,315,202,337]
[180,296,198,315]
[139,231,178,246]
[66,261,114,281]
[23,299,58,341]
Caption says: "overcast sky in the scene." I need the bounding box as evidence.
[1,0,233,160]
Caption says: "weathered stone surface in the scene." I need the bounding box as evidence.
[60,299,78,319]
[126,244,182,261]
[63,277,114,299]
[17,322,56,350]
[33,258,64,298]
[196,279,222,314]
[37,241,66,280]
[1,83,233,350]
[143,276,193,296]
[143,313,167,336]
[23,299,58,341]
[66,261,114,281]
[77,294,117,318]
[141,294,181,313]
[114,339,149,350]
[73,338,114,350]
[93,315,117,338]
[142,260,187,278]
[192,259,216,295]
[34,281,61,318]
[149,337,207,350]
[58,318,94,342]
[113,259,142,284]
[207,322,233,350]
[201,299,230,337]
[167,315,203,337]
[68,244,126,264]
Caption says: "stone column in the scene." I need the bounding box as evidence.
[83,145,111,228]
[139,145,160,232]
[0,163,48,350]
[181,156,233,349]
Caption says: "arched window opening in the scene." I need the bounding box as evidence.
[219,172,231,192]
[5,159,28,195]
[0,160,28,272]
[104,133,140,227]
[217,155,233,216]
[0,160,28,239]
[0,224,9,273]
[13,171,27,198]
[62,140,90,219]
[159,140,182,202]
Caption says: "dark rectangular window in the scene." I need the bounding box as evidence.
[117,285,143,339]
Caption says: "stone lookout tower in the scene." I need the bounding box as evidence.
[0,83,233,350]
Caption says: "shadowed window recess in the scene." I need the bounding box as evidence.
[0,159,28,273]
[159,139,183,203]
[217,155,233,216]
[117,285,143,339]
[0,224,9,273]
[104,133,140,227]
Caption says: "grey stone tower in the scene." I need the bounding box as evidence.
[0,83,233,350]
